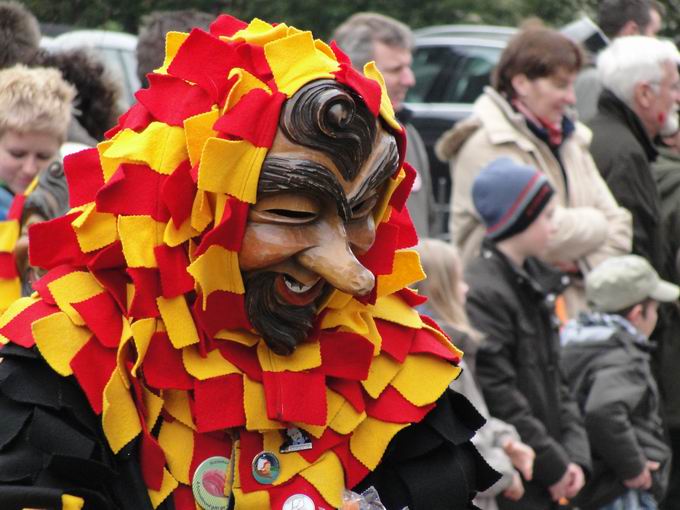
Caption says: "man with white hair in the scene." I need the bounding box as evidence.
[589,36,680,274]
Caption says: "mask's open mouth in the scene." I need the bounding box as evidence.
[274,273,325,306]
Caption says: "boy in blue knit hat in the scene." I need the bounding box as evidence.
[464,157,591,510]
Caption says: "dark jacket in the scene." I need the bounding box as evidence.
[652,146,680,429]
[561,313,671,508]
[588,89,663,273]
[465,241,591,510]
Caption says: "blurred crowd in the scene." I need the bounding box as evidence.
[2,0,680,509]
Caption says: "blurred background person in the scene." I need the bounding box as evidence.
[415,237,535,510]
[0,1,40,70]
[0,65,75,219]
[333,12,434,238]
[136,9,214,88]
[437,26,631,317]
[575,0,664,123]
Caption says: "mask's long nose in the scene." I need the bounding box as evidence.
[296,218,375,296]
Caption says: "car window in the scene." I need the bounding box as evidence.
[408,44,502,104]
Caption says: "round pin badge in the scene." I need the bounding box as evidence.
[192,456,230,510]
[252,451,281,484]
[282,493,316,510]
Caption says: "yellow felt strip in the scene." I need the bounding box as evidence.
[0,296,35,331]
[243,376,281,431]
[158,419,193,484]
[0,278,23,317]
[224,69,271,113]
[163,389,196,430]
[361,353,401,399]
[423,323,464,359]
[363,62,401,132]
[256,340,321,373]
[130,318,157,376]
[0,220,19,252]
[61,494,85,510]
[391,354,461,407]
[157,31,190,74]
[97,139,122,182]
[318,289,352,312]
[47,271,103,326]
[183,345,240,380]
[214,329,260,347]
[262,430,309,485]
[350,417,408,470]
[321,300,369,335]
[118,216,164,268]
[327,390,366,435]
[187,246,244,301]
[264,31,339,97]
[148,467,179,509]
[143,385,164,433]
[230,18,288,46]
[214,193,228,225]
[32,312,91,376]
[184,108,219,167]
[371,294,423,329]
[376,249,425,299]
[197,138,266,203]
[157,295,200,348]
[102,368,142,453]
[190,190,213,233]
[164,217,200,248]
[72,205,119,253]
[300,451,345,509]
[103,123,188,175]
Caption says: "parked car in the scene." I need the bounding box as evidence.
[42,30,140,110]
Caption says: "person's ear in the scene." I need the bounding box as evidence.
[511,74,531,98]
[618,20,641,36]
[627,303,644,326]
[634,82,654,109]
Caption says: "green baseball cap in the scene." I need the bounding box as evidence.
[586,255,679,312]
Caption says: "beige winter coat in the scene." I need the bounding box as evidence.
[436,88,632,314]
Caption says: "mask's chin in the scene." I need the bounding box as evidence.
[244,271,327,356]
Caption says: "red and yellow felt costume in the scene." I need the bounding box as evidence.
[0,16,494,510]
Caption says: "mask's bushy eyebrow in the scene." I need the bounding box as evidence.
[350,135,400,207]
[258,157,351,221]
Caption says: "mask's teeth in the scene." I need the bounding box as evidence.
[284,275,313,294]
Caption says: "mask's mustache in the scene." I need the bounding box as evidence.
[244,271,318,356]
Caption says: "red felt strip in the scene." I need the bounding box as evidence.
[357,221,398,277]
[190,429,233,479]
[72,292,123,348]
[319,331,373,381]
[111,103,155,135]
[135,74,214,128]
[398,287,427,307]
[7,194,26,221]
[29,212,87,269]
[213,88,286,148]
[126,268,161,318]
[193,291,251,337]
[140,431,166,491]
[388,161,416,212]
[91,268,129,313]
[262,371,326,426]
[329,41,352,67]
[194,198,249,256]
[70,337,117,414]
[143,332,193,391]
[216,342,261,382]
[193,374,246,432]
[172,485,196,510]
[365,385,433,424]
[410,328,459,363]
[86,241,126,271]
[161,160,196,229]
[63,148,105,208]
[237,430,264,493]
[297,427,344,464]
[0,252,17,278]
[389,205,419,249]
[154,245,194,298]
[168,30,247,102]
[0,299,56,348]
[375,319,415,363]
[333,63,381,117]
[209,14,249,37]
[333,441,370,489]
[96,164,169,222]
[327,378,365,413]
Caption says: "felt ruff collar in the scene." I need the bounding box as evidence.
[0,16,462,509]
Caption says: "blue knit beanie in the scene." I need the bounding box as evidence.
[472,157,554,241]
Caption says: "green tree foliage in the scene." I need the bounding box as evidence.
[19,0,677,40]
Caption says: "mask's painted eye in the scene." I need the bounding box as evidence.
[251,192,321,225]
[350,195,378,220]
[265,209,318,221]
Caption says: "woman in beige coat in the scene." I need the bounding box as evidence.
[436,27,632,315]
